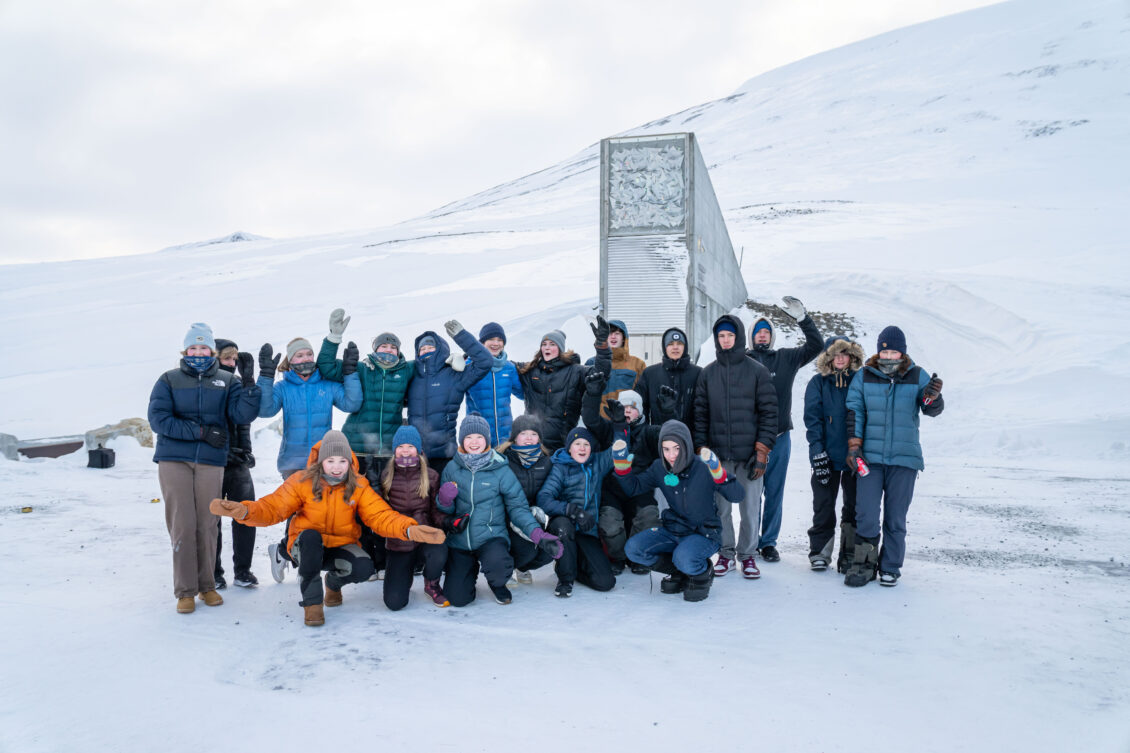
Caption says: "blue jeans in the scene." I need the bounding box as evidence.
[855,463,917,576]
[758,431,791,549]
[625,527,719,577]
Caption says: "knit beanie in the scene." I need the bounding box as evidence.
[372,332,401,352]
[478,322,507,345]
[458,412,492,447]
[876,326,907,354]
[714,321,737,336]
[618,390,644,417]
[752,320,772,337]
[391,425,423,454]
[565,426,596,451]
[541,330,566,353]
[509,414,543,442]
[418,335,437,353]
[183,322,216,352]
[662,329,686,348]
[317,430,352,462]
[286,337,314,361]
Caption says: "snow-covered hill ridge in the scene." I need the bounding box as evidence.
[1,0,1127,460]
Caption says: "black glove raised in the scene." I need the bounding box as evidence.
[657,385,677,414]
[565,503,595,532]
[811,451,831,486]
[342,341,360,376]
[584,370,607,396]
[442,513,470,534]
[201,424,228,449]
[589,315,610,347]
[605,398,626,424]
[259,344,281,380]
[236,351,256,387]
[923,373,943,403]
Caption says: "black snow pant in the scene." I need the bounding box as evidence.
[382,543,448,611]
[548,516,616,592]
[443,539,513,607]
[509,528,553,573]
[356,455,391,488]
[291,529,375,607]
[598,478,660,565]
[807,469,858,556]
[216,463,256,579]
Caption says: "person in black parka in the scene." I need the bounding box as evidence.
[498,414,555,584]
[635,326,701,428]
[213,338,259,589]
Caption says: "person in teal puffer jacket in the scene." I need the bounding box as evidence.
[464,321,524,447]
[438,414,563,607]
[843,325,944,589]
[316,308,413,483]
[258,336,362,478]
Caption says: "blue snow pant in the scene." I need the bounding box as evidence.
[758,431,791,549]
[855,463,917,577]
[625,527,718,578]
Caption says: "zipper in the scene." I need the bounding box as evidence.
[491,371,499,446]
[465,467,475,549]
[194,371,203,463]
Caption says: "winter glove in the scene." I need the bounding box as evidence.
[780,296,807,321]
[611,439,633,476]
[530,528,564,560]
[201,424,228,449]
[437,482,459,507]
[327,308,351,344]
[444,319,463,337]
[259,343,280,380]
[846,438,865,474]
[235,351,256,388]
[530,505,549,528]
[442,512,470,534]
[565,503,595,532]
[605,398,626,425]
[699,448,727,483]
[209,498,248,520]
[584,370,607,396]
[407,525,446,544]
[923,373,943,405]
[657,385,678,415]
[746,442,770,480]
[811,451,831,486]
[589,315,610,348]
[341,341,360,376]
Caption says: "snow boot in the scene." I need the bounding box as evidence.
[324,576,343,607]
[836,523,855,574]
[844,542,878,587]
[176,597,195,614]
[304,603,325,627]
[609,559,626,576]
[199,590,223,607]
[424,578,450,607]
[649,553,686,594]
[683,567,713,602]
[629,561,650,575]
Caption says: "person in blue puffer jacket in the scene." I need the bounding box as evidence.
[438,414,563,607]
[537,426,617,598]
[464,321,524,447]
[257,336,362,478]
[148,322,260,613]
[406,320,493,477]
[803,336,865,574]
[843,325,944,589]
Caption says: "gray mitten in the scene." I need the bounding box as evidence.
[444,319,463,337]
[328,308,351,343]
[780,296,806,321]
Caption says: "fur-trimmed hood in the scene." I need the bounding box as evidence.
[816,337,866,376]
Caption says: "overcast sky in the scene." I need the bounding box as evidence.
[0,0,999,264]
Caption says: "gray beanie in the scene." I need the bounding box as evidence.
[183,322,216,352]
[458,412,492,447]
[509,414,543,441]
[372,332,401,352]
[541,330,566,354]
[317,430,352,462]
[618,390,644,417]
[286,337,314,361]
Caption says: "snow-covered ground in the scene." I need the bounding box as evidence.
[1,0,1128,750]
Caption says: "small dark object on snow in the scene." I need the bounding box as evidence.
[87,447,115,468]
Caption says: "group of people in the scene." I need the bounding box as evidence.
[148,301,944,626]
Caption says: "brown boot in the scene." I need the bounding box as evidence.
[304,603,325,626]
[176,597,195,614]
[324,575,343,607]
[199,590,224,607]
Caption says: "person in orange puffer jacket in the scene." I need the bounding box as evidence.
[211,430,444,627]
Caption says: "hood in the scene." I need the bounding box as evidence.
[816,338,866,376]
[661,327,690,369]
[657,419,693,475]
[414,330,452,375]
[749,316,776,350]
[305,439,360,472]
[712,314,748,363]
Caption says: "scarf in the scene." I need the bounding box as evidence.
[511,443,542,468]
[461,450,493,473]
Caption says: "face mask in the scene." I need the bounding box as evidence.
[323,472,346,486]
[184,355,214,372]
[292,361,316,376]
[218,362,235,374]
[394,455,420,468]
[877,358,902,376]
[374,351,398,367]
[753,343,770,352]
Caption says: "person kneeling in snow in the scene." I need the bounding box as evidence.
[210,430,445,627]
[843,326,944,588]
[614,421,743,602]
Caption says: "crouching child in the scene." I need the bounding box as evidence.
[614,420,743,602]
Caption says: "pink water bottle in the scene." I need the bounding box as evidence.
[855,457,870,477]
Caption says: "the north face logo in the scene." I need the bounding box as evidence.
[212,379,224,387]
